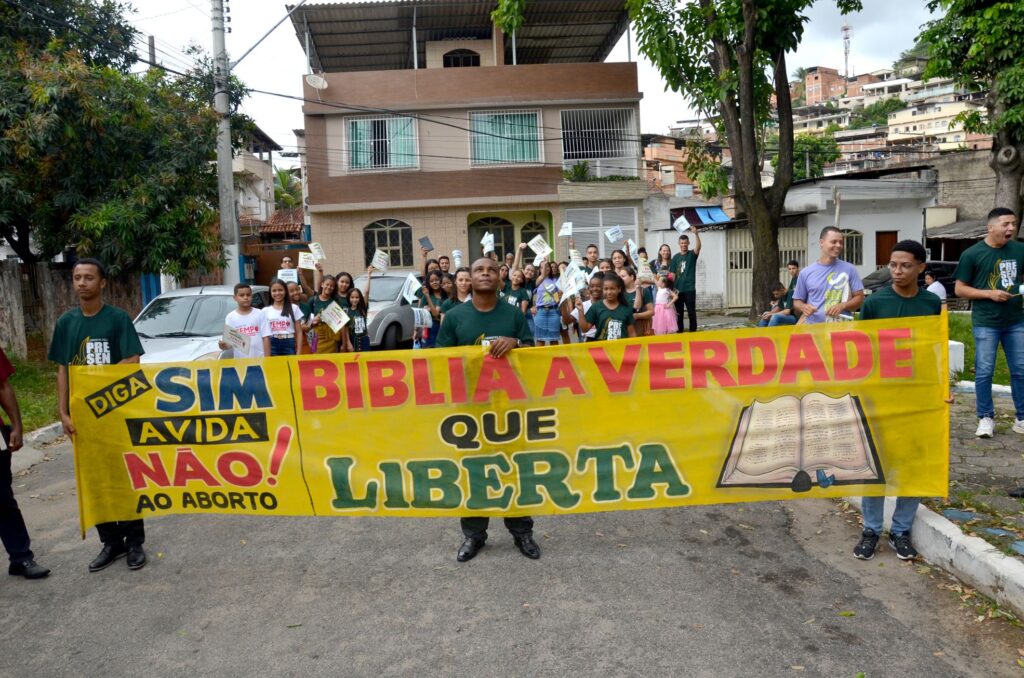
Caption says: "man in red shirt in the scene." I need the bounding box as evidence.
[0,346,50,579]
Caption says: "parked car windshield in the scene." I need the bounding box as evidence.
[355,276,407,303]
[135,295,239,338]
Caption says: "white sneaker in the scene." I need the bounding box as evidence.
[1013,419,1024,435]
[976,417,995,438]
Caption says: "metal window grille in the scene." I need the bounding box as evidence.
[470,110,541,166]
[363,219,414,268]
[443,49,480,68]
[561,108,637,161]
[468,217,516,261]
[346,115,418,172]
[563,207,638,258]
[521,222,547,259]
[842,229,863,266]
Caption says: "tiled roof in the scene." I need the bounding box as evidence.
[261,208,305,234]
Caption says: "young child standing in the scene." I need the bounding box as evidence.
[504,269,531,315]
[220,283,271,358]
[652,275,679,335]
[532,261,562,347]
[263,279,305,356]
[576,274,637,341]
[345,266,374,352]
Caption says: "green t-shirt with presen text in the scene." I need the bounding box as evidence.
[584,302,635,341]
[953,239,1024,328]
[48,305,144,366]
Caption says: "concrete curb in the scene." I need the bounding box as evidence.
[10,422,63,475]
[953,380,1013,395]
[848,496,1024,619]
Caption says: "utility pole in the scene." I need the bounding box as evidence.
[212,0,240,284]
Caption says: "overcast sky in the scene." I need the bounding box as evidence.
[125,0,938,167]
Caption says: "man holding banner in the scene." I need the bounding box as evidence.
[49,258,149,573]
[436,258,539,562]
[794,226,864,324]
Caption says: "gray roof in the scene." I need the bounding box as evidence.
[289,0,630,73]
[925,219,988,240]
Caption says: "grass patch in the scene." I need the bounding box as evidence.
[948,312,1010,386]
[7,340,57,433]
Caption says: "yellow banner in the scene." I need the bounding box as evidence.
[70,316,949,533]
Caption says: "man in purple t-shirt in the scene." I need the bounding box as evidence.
[794,226,865,324]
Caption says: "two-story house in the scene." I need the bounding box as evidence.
[289,0,648,273]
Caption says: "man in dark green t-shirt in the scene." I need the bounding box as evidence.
[953,207,1024,442]
[854,240,942,563]
[436,258,538,563]
[48,258,148,573]
[669,226,701,332]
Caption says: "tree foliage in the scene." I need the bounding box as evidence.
[772,131,842,181]
[847,97,906,129]
[920,0,1024,213]
[274,168,303,210]
[0,0,254,278]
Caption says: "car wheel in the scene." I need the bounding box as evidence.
[382,324,400,351]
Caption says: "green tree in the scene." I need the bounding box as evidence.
[498,0,862,314]
[847,97,906,129]
[274,167,303,210]
[0,0,136,70]
[773,132,842,181]
[920,1,1024,216]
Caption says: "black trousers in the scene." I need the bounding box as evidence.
[460,516,534,541]
[674,290,698,332]
[0,450,33,562]
[96,519,145,547]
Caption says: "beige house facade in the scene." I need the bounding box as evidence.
[290,0,648,274]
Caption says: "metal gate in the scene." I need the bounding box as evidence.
[726,227,806,308]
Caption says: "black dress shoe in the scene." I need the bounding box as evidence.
[514,535,541,560]
[126,545,147,570]
[1010,487,1024,498]
[457,538,485,562]
[88,543,126,572]
[8,559,50,579]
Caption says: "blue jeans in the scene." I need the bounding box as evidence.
[861,496,920,535]
[269,336,296,356]
[768,313,797,327]
[972,321,1024,420]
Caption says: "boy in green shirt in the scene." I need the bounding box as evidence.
[669,227,701,332]
[854,240,941,562]
[953,207,1024,441]
[48,258,148,573]
[436,258,537,563]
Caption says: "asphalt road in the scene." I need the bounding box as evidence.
[3,440,1022,677]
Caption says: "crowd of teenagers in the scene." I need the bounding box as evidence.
[1,208,1021,577]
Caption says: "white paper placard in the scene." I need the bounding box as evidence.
[559,269,580,298]
[276,268,299,284]
[568,262,588,289]
[558,221,573,237]
[638,259,656,283]
[298,252,316,270]
[569,249,583,267]
[413,307,433,329]
[371,249,390,272]
[481,231,495,254]
[605,225,624,243]
[320,301,351,333]
[401,273,422,305]
[528,234,552,259]
[533,253,545,267]
[222,324,251,355]
[672,215,691,235]
[626,238,640,263]
[308,242,327,261]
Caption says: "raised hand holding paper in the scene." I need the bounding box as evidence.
[558,221,573,237]
[298,252,316,270]
[401,273,422,304]
[481,232,495,254]
[605,225,624,243]
[533,253,545,267]
[413,307,433,329]
[626,238,640,263]
[569,249,583,267]
[672,215,690,235]
[321,302,350,333]
[277,269,299,284]
[528,234,552,258]
[308,242,327,261]
[222,324,251,354]
[419,236,434,252]
[371,249,390,272]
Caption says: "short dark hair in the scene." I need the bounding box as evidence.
[73,257,107,279]
[586,244,598,251]
[679,235,690,243]
[819,226,842,240]
[988,206,1016,222]
[891,239,927,263]
[771,281,786,292]
[787,259,800,268]
[923,269,935,278]
[233,283,252,295]
[438,255,450,262]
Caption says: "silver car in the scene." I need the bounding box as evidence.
[351,273,416,350]
[133,285,270,364]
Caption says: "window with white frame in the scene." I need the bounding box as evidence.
[561,109,637,161]
[842,229,863,266]
[363,219,414,268]
[470,110,541,165]
[564,207,639,258]
[347,115,417,171]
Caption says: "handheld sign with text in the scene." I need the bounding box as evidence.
[320,302,350,334]
[277,269,299,284]
[528,234,552,259]
[401,273,422,304]
[222,324,251,355]
[298,252,316,270]
[559,269,579,298]
[569,249,584,267]
[419,236,434,252]
[605,225,624,243]
[672,215,691,235]
[533,253,545,267]
[626,238,640,263]
[413,307,433,329]
[308,242,327,261]
[371,249,390,272]
[558,222,573,237]
[481,232,495,254]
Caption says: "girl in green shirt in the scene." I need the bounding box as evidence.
[577,274,637,341]
[440,267,472,322]
[416,270,447,348]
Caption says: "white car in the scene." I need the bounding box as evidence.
[351,273,416,350]
[134,285,270,364]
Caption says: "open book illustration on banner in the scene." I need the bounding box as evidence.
[717,392,884,493]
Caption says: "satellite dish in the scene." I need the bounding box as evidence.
[305,74,328,90]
